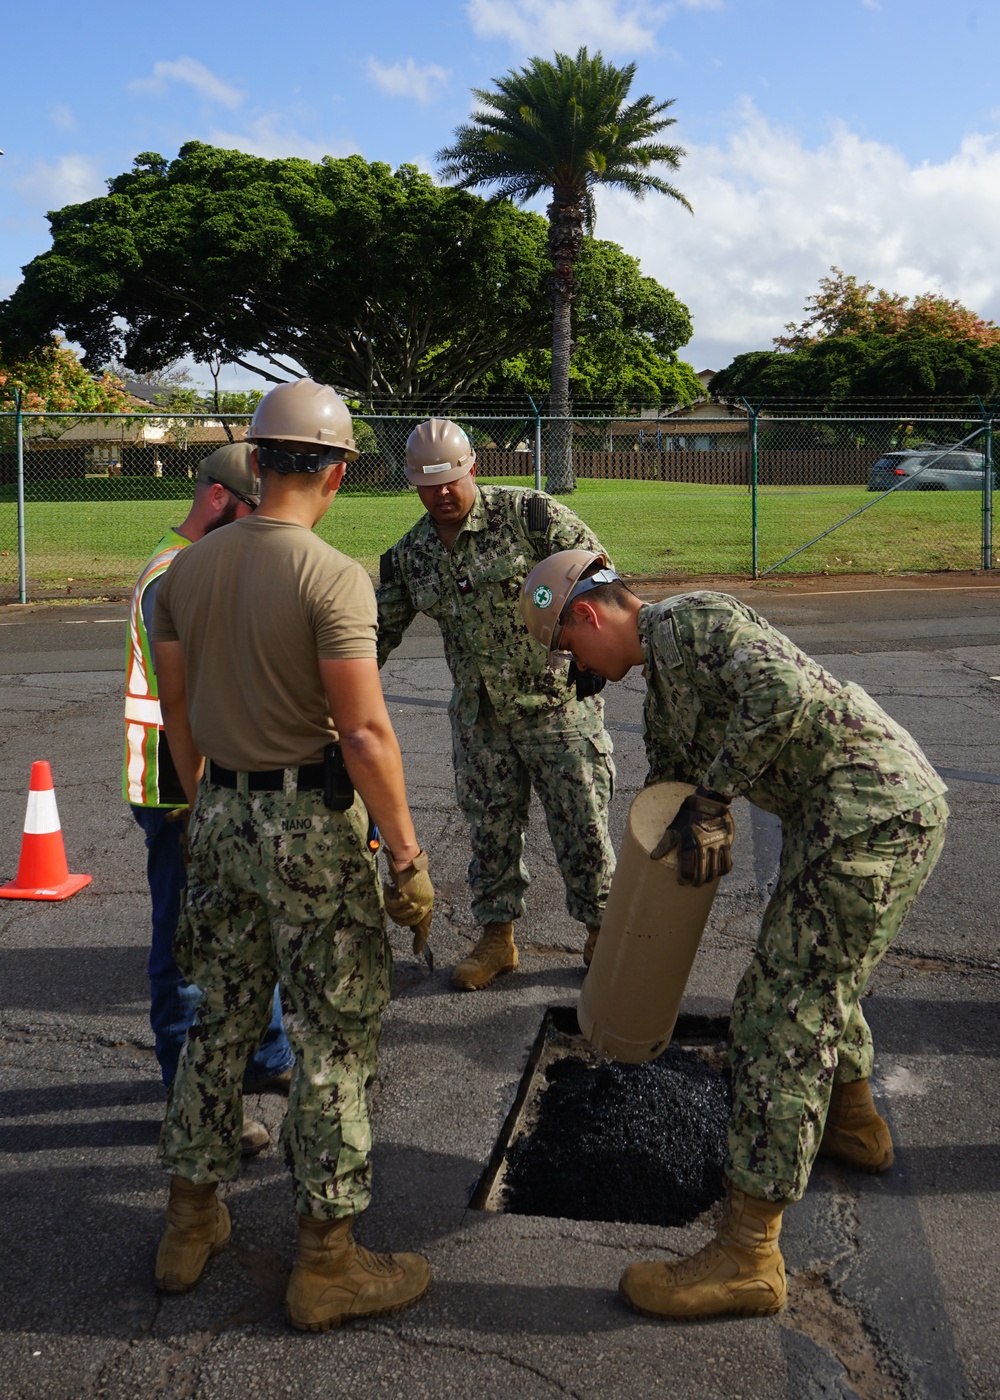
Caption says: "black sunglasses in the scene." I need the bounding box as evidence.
[208,476,258,510]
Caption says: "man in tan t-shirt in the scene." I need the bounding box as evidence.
[150,379,435,1333]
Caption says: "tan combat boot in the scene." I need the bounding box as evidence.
[619,1183,787,1320]
[820,1079,894,1172]
[451,922,518,991]
[240,1118,271,1159]
[582,924,602,968]
[285,1215,431,1332]
[155,1176,231,1293]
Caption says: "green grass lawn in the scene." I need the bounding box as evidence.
[0,476,990,600]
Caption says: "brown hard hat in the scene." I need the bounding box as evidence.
[404,419,475,486]
[248,378,358,461]
[520,550,613,655]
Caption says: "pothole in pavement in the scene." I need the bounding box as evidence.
[471,1006,732,1226]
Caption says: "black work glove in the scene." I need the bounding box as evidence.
[568,659,607,700]
[650,787,735,887]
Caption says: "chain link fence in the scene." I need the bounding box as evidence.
[0,410,994,603]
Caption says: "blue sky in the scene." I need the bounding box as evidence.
[3,0,1000,386]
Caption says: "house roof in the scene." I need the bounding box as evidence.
[49,417,248,446]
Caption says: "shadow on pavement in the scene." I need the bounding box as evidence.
[0,943,146,1014]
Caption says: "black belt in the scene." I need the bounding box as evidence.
[206,760,326,792]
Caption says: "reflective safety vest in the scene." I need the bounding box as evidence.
[123,528,189,807]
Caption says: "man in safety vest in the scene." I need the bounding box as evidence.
[377,419,616,989]
[520,551,948,1322]
[125,442,293,1145]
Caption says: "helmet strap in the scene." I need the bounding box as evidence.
[559,566,620,622]
[257,443,344,475]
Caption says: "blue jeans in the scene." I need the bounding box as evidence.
[131,805,293,1087]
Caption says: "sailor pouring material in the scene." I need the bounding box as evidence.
[578,781,722,1064]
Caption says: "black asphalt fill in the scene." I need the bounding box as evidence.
[503,1047,730,1228]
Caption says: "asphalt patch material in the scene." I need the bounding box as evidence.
[502,1046,731,1227]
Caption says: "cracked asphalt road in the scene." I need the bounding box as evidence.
[1,578,998,1399]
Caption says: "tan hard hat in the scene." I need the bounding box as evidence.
[248,378,358,461]
[404,419,475,486]
[521,549,611,654]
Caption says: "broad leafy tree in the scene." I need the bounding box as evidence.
[438,47,690,490]
[1,143,695,440]
[0,144,555,410]
[1,142,698,482]
[712,335,1000,409]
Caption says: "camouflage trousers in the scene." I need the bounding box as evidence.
[160,777,390,1221]
[727,796,948,1203]
[452,695,616,927]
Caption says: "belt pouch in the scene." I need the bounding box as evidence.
[322,742,355,811]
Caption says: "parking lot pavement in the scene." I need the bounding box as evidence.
[1,583,998,1399]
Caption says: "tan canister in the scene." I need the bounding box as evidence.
[577,781,723,1063]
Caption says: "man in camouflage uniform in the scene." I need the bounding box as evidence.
[521,552,948,1320]
[151,379,434,1332]
[124,441,292,1139]
[377,419,616,989]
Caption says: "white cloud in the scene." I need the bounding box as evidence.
[206,116,358,163]
[50,104,75,132]
[467,0,664,54]
[593,106,1000,369]
[128,57,245,110]
[14,155,105,209]
[367,58,451,104]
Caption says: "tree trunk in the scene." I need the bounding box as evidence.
[368,413,419,491]
[545,188,585,494]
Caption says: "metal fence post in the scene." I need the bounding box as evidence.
[14,388,27,604]
[740,397,765,578]
[976,397,996,570]
[986,418,994,571]
[527,395,542,491]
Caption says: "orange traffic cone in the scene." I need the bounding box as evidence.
[0,761,92,901]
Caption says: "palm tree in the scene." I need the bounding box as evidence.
[438,47,690,492]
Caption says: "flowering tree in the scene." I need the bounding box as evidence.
[1,337,131,434]
[776,267,1000,350]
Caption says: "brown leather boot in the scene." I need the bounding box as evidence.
[285,1215,431,1332]
[582,924,602,968]
[619,1183,787,1320]
[155,1177,231,1293]
[451,922,518,991]
[820,1079,894,1172]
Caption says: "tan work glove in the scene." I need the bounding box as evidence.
[650,787,735,887]
[383,849,434,953]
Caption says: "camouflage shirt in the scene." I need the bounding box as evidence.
[639,592,947,844]
[377,484,606,725]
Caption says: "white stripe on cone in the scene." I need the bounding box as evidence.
[24,787,61,836]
